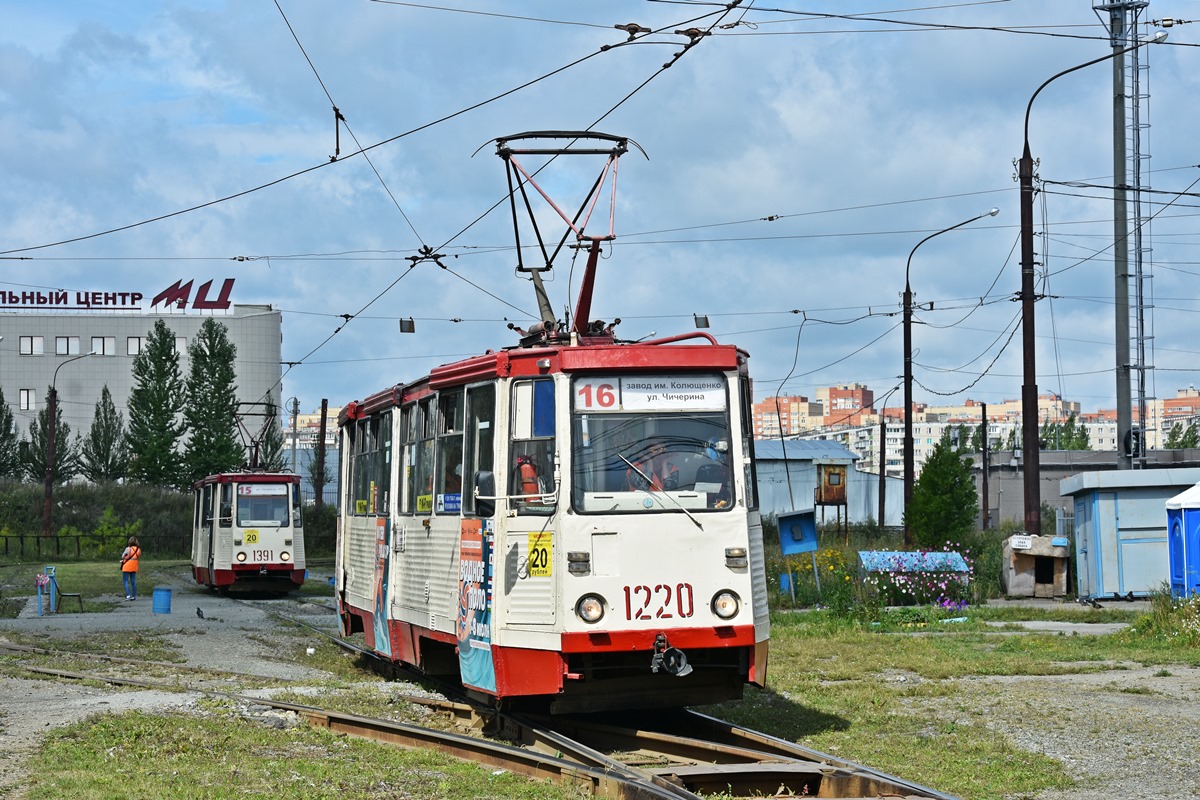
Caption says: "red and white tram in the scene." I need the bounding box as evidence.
[191,472,306,592]
[334,132,768,712]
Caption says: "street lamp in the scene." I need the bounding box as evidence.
[902,208,998,546]
[43,351,96,537]
[1016,30,1167,535]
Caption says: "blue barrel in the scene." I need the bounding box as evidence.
[152,587,172,614]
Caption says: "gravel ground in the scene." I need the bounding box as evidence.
[1,583,1198,800]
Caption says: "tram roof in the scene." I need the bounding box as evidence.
[192,471,301,489]
[341,334,747,421]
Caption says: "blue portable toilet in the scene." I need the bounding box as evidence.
[1166,484,1200,599]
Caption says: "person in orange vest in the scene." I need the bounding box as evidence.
[626,443,679,491]
[120,536,142,601]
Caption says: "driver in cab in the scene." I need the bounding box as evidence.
[625,442,679,491]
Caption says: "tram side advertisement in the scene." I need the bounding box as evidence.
[457,519,496,693]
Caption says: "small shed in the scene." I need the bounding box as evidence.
[1000,534,1070,598]
[755,440,904,526]
[1166,484,1200,599]
[1061,468,1200,600]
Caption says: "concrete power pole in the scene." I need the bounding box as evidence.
[315,398,328,508]
[288,397,300,473]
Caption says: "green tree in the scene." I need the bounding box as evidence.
[970,423,985,453]
[183,318,244,483]
[906,430,979,549]
[256,399,288,471]
[952,424,973,451]
[20,387,80,483]
[127,319,187,488]
[0,386,20,480]
[79,385,129,482]
[1183,424,1199,449]
[1165,423,1184,449]
[1040,413,1090,451]
[1165,422,1199,450]
[303,445,332,504]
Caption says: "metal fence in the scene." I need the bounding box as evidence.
[1,531,191,561]
[299,487,339,508]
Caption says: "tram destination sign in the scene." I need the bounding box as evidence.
[575,374,726,412]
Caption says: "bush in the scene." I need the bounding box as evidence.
[1126,585,1200,646]
[303,502,337,558]
[0,481,191,559]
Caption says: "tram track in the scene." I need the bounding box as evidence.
[3,639,954,800]
[220,592,956,798]
[2,588,954,798]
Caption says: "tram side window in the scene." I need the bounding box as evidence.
[377,411,392,514]
[400,404,415,514]
[219,483,233,527]
[291,484,304,527]
[739,376,758,510]
[510,379,555,515]
[412,398,436,514]
[463,383,495,516]
[352,413,391,515]
[436,390,464,505]
[340,424,354,511]
[352,418,373,514]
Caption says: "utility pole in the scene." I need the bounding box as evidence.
[981,403,990,529]
[43,386,58,538]
[315,398,328,508]
[878,410,887,529]
[1015,26,1165,533]
[1097,1,1139,469]
[289,397,300,473]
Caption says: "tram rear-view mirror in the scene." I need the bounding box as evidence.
[475,471,496,518]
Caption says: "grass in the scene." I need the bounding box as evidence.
[0,559,336,618]
[21,709,586,800]
[7,555,1200,800]
[0,559,191,616]
[697,600,1200,800]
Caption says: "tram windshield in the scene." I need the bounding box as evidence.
[570,374,733,513]
[236,484,292,527]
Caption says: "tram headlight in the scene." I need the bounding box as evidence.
[236,551,247,563]
[280,551,291,562]
[711,590,740,620]
[575,594,605,624]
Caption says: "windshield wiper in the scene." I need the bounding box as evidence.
[617,453,703,530]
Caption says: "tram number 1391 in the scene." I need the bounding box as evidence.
[624,583,694,620]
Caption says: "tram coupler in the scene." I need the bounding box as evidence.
[650,633,693,677]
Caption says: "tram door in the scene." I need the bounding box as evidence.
[197,483,216,582]
[504,378,557,625]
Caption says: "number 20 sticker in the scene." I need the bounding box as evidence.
[527,532,552,577]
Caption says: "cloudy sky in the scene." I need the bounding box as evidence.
[2,1,1197,422]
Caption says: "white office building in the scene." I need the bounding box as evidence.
[0,280,282,454]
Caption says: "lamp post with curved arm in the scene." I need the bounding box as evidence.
[902,208,998,546]
[43,351,96,537]
[1016,30,1166,535]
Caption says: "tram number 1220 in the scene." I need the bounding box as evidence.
[624,583,694,620]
